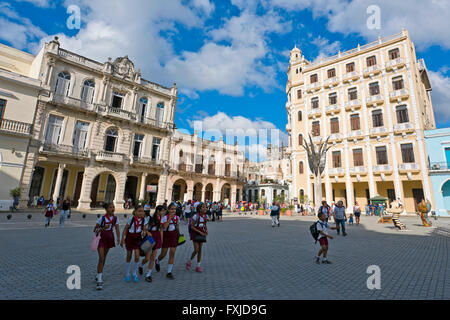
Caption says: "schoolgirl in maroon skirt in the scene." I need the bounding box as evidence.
[186,202,208,273]
[155,203,179,280]
[139,205,166,282]
[93,203,120,290]
[120,205,146,283]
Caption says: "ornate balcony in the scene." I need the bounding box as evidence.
[308,108,322,118]
[0,119,32,136]
[305,82,321,92]
[363,65,381,77]
[95,151,126,163]
[398,163,420,172]
[178,163,193,172]
[429,162,450,172]
[345,99,362,111]
[385,58,405,71]
[98,105,136,121]
[349,166,367,175]
[141,118,175,130]
[325,104,341,115]
[342,71,359,83]
[132,156,161,167]
[323,77,340,87]
[41,143,90,158]
[393,122,414,133]
[52,94,96,112]
[366,94,384,106]
[328,167,345,176]
[328,133,343,142]
[389,88,409,101]
[369,126,388,137]
[373,165,393,174]
[348,130,364,140]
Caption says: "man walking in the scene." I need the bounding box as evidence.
[333,200,347,236]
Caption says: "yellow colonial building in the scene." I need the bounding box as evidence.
[285,29,436,213]
[0,44,41,210]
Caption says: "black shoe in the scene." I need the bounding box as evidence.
[166,273,174,280]
[138,267,143,275]
[145,275,152,282]
[343,232,347,237]
[322,260,332,264]
[155,262,160,272]
[337,231,340,235]
[278,223,280,227]
[315,257,320,264]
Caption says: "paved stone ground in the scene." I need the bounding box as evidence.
[0,212,448,300]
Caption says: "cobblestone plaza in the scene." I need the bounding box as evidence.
[0,213,448,300]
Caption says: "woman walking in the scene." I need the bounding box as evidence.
[93,203,120,290]
[353,201,361,225]
[44,199,56,227]
[121,205,146,283]
[60,197,71,227]
[155,203,180,280]
[270,202,280,227]
[184,200,193,225]
[186,202,208,272]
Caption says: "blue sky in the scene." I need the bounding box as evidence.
[1,0,450,161]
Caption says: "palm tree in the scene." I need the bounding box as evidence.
[300,134,331,210]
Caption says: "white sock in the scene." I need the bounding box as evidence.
[125,262,131,275]
[168,264,173,273]
[322,257,327,261]
[133,262,139,276]
[155,258,159,264]
[97,273,102,281]
[146,269,152,277]
[197,262,201,267]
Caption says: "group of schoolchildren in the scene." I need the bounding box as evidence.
[93,201,210,290]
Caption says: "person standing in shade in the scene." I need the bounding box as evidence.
[333,200,347,236]
[60,197,71,227]
[353,201,361,225]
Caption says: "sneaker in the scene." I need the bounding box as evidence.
[343,232,347,237]
[278,223,280,227]
[186,260,192,270]
[145,275,152,283]
[138,267,143,275]
[337,230,340,235]
[96,281,103,290]
[196,266,203,273]
[155,261,160,272]
[125,275,131,283]
[322,260,332,264]
[132,274,139,283]
[315,257,320,264]
[166,273,174,280]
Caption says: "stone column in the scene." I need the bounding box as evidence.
[139,172,148,201]
[157,174,169,205]
[187,188,194,202]
[77,166,95,210]
[52,164,66,203]
[113,171,127,209]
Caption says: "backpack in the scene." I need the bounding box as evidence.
[100,215,117,229]
[310,221,323,243]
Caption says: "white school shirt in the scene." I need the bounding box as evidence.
[126,216,144,233]
[161,215,179,231]
[316,220,331,240]
[96,215,119,231]
[184,204,192,213]
[192,213,208,229]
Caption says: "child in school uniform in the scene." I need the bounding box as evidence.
[93,203,120,290]
[121,205,146,283]
[44,199,56,227]
[155,203,179,280]
[139,205,166,282]
[315,211,336,264]
[186,202,208,272]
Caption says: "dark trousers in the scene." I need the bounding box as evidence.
[335,219,346,233]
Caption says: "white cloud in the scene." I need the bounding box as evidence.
[429,70,450,123]
[191,0,215,16]
[0,3,46,49]
[310,35,341,61]
[14,0,52,7]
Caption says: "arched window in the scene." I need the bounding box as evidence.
[299,161,304,174]
[139,97,148,123]
[81,79,95,104]
[55,72,71,96]
[298,134,303,146]
[105,128,118,152]
[298,111,302,121]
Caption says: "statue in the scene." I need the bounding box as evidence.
[300,134,330,211]
[387,199,406,230]
[417,199,432,227]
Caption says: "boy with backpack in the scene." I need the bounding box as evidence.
[312,211,336,264]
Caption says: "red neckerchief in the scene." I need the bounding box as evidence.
[133,216,142,232]
[105,214,114,225]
